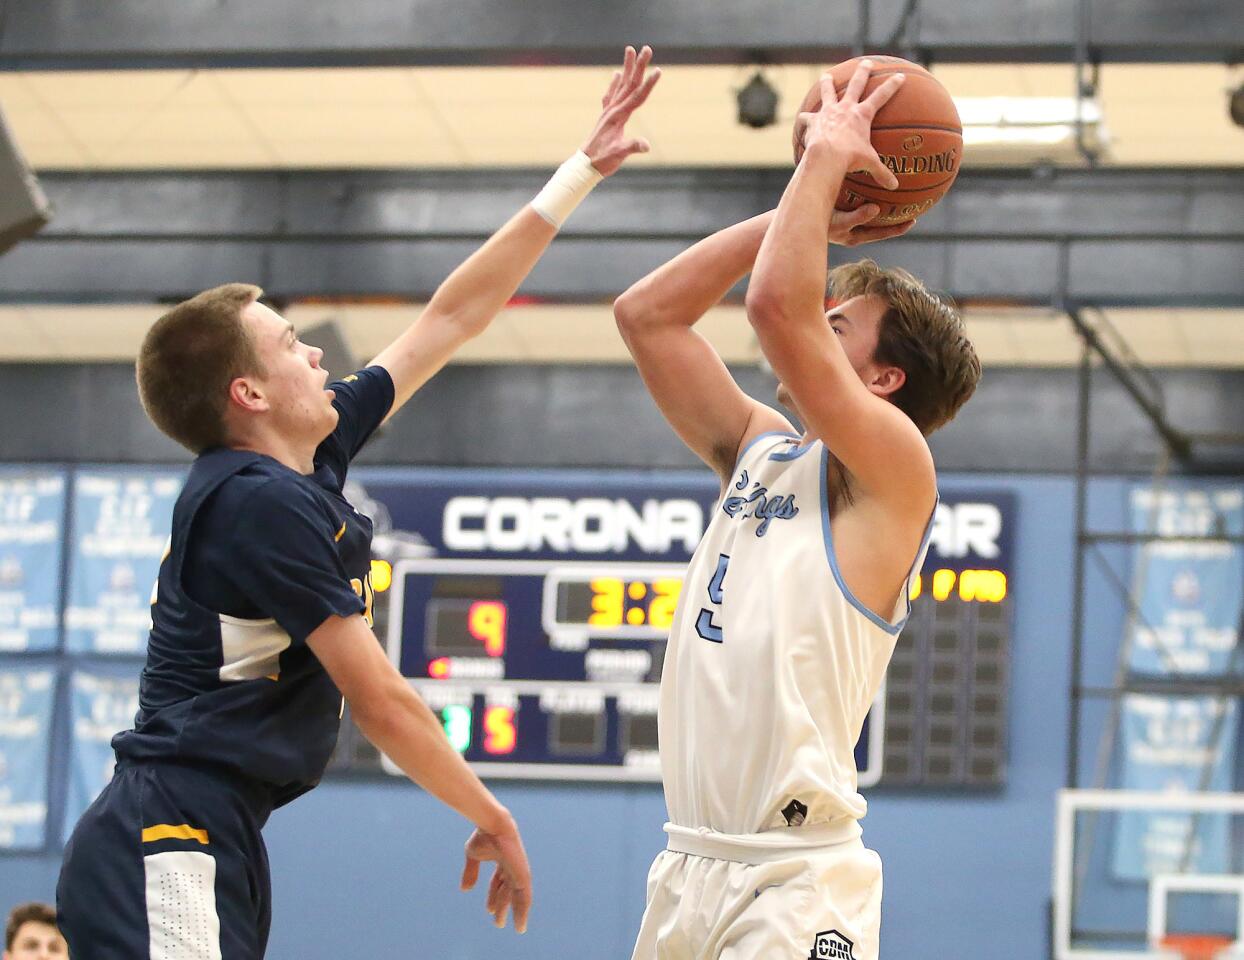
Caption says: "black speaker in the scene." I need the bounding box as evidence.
[0,106,51,256]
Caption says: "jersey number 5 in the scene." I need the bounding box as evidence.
[695,554,729,644]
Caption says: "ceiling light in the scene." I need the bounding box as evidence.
[1230,83,1244,128]
[952,96,1107,155]
[736,72,780,129]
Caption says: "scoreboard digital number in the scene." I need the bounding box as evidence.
[384,558,885,783]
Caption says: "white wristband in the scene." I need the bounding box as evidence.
[530,151,604,229]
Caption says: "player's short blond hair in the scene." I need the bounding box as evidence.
[830,259,980,435]
[136,283,266,454]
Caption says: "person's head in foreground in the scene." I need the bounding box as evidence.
[4,903,66,960]
[136,283,337,457]
[776,259,981,436]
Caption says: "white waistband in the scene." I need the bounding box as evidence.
[663,819,862,865]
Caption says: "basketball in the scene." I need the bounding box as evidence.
[792,55,962,225]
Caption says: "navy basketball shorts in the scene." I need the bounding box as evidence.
[57,762,274,960]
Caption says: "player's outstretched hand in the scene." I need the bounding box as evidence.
[460,814,532,934]
[826,203,917,246]
[580,45,662,177]
[801,59,905,190]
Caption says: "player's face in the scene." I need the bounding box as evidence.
[776,294,892,415]
[241,302,339,444]
[3,921,68,960]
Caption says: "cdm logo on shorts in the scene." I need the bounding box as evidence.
[809,929,857,960]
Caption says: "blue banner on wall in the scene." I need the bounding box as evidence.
[1127,486,1244,676]
[64,470,183,655]
[62,670,139,845]
[0,668,55,851]
[0,470,66,652]
[1113,694,1238,880]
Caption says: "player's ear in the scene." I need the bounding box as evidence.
[227,375,269,414]
[868,364,906,399]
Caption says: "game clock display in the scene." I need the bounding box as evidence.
[385,560,685,781]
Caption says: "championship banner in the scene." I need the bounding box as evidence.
[62,670,139,845]
[1127,486,1243,676]
[0,668,55,850]
[1114,485,1242,881]
[1113,694,1237,880]
[64,469,183,655]
[0,470,66,652]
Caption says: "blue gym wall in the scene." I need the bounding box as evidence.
[0,469,1088,959]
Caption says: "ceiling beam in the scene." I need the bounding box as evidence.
[2,0,1241,69]
[3,168,1242,307]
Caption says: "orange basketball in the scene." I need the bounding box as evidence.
[793,55,962,225]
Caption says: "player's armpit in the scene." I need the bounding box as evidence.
[614,316,793,480]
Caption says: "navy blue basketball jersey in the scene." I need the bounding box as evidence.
[112,366,394,807]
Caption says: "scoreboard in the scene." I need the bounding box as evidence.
[384,557,883,782]
[362,468,1015,785]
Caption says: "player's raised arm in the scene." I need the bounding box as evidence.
[614,212,793,481]
[370,45,661,423]
[614,195,914,483]
[745,61,934,507]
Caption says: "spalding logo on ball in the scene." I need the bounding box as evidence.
[793,55,962,226]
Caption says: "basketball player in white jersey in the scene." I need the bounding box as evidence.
[616,61,981,959]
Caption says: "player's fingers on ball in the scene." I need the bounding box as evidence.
[846,203,881,226]
[878,219,917,239]
[794,112,813,143]
[863,72,905,114]
[873,158,900,190]
[818,71,839,105]
[844,58,873,103]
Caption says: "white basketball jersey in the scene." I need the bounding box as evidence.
[660,432,933,834]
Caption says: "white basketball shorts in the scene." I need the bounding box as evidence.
[631,822,882,960]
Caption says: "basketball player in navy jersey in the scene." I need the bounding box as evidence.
[56,47,660,959]
[616,62,981,959]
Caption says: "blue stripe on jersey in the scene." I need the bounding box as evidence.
[733,430,800,473]
[818,445,938,636]
[768,439,817,462]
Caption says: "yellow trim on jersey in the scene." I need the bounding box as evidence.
[334,521,347,542]
[142,824,209,845]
